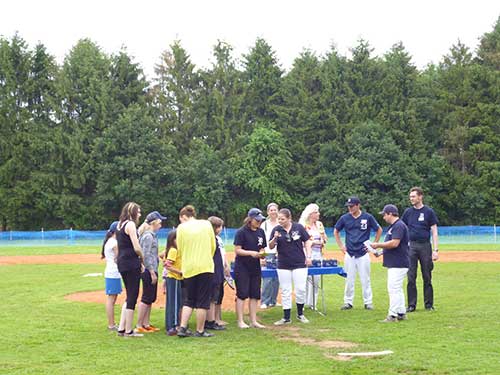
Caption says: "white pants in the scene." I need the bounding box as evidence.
[343,253,373,305]
[277,268,308,310]
[387,268,408,317]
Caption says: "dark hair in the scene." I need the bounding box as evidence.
[165,229,177,258]
[409,187,424,196]
[208,216,224,231]
[101,231,114,259]
[119,202,141,225]
[279,208,292,219]
[179,205,196,218]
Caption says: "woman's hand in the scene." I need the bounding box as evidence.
[150,270,157,285]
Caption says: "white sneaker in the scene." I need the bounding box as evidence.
[296,315,310,323]
[274,318,291,326]
[260,303,268,309]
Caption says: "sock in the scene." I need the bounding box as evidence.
[297,303,304,316]
[284,309,291,320]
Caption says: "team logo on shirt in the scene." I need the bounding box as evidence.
[258,237,264,247]
[360,219,368,230]
[388,228,393,235]
[418,213,425,222]
[291,231,301,241]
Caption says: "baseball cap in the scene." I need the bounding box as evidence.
[345,196,361,206]
[108,221,119,233]
[379,204,399,216]
[248,208,266,222]
[146,211,167,224]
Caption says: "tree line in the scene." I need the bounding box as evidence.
[0,18,499,230]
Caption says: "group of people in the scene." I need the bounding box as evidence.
[101,186,439,337]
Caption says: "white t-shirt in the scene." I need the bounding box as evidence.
[104,237,121,279]
[261,219,279,251]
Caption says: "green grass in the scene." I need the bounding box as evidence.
[1,261,499,374]
[0,242,498,256]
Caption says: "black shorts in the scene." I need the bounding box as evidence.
[210,281,224,305]
[235,271,261,300]
[183,273,213,310]
[141,271,158,305]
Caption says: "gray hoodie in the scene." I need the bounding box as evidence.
[139,230,159,272]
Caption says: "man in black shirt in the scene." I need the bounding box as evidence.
[401,187,439,312]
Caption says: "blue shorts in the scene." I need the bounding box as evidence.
[105,278,122,295]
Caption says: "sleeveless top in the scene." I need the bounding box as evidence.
[305,222,324,261]
[116,220,141,272]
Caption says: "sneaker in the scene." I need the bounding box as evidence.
[194,330,214,337]
[274,318,292,326]
[260,303,268,309]
[380,315,398,323]
[166,328,177,336]
[124,330,144,337]
[397,314,408,321]
[177,327,193,338]
[135,326,150,333]
[425,306,435,312]
[364,304,374,310]
[407,306,416,313]
[296,315,310,323]
[340,303,353,310]
[206,322,226,331]
[144,325,160,332]
[117,330,125,337]
[108,325,118,331]
[267,303,276,308]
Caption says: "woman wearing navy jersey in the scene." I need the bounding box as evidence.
[116,202,145,337]
[233,208,267,329]
[269,208,313,325]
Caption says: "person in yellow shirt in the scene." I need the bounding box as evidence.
[176,205,216,338]
[163,229,182,336]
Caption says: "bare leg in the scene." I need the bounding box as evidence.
[249,299,265,328]
[196,308,208,332]
[180,306,193,328]
[118,303,127,331]
[125,308,135,333]
[207,302,216,322]
[143,305,152,327]
[136,302,147,328]
[106,295,117,327]
[236,298,249,328]
[215,304,226,325]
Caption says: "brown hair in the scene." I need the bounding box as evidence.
[165,228,177,258]
[409,187,424,196]
[118,202,141,224]
[208,216,224,231]
[179,205,196,218]
[279,208,292,219]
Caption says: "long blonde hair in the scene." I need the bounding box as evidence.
[138,219,161,236]
[299,203,320,227]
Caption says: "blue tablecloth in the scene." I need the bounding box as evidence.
[231,266,346,278]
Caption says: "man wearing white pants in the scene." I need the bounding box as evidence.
[371,204,410,322]
[334,197,382,310]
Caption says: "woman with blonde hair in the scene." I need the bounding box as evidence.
[116,202,145,337]
[299,203,327,310]
[135,211,166,333]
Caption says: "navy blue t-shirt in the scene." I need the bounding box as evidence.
[382,219,410,268]
[401,206,438,242]
[334,212,381,258]
[234,225,267,276]
[270,223,311,270]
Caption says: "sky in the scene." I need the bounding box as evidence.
[1,0,499,79]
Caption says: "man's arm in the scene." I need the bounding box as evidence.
[334,228,346,254]
[431,224,439,261]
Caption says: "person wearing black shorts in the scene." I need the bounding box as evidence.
[234,208,267,329]
[116,202,145,337]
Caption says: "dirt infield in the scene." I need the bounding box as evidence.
[2,250,500,266]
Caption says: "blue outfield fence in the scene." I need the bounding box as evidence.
[0,225,498,247]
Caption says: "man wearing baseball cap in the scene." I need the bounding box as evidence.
[371,204,410,322]
[334,196,382,311]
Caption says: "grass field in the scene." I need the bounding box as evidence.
[1,246,500,374]
[0,242,499,256]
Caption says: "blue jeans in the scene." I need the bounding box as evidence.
[165,278,182,331]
